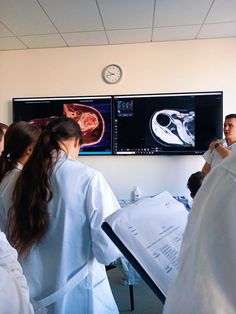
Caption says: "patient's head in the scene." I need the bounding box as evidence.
[187,171,206,198]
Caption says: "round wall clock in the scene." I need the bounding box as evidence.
[102,64,122,84]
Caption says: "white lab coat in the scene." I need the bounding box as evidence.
[17,151,121,314]
[203,142,236,170]
[0,230,33,314]
[0,163,22,231]
[163,153,236,314]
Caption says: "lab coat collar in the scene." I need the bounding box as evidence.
[53,149,78,162]
[15,162,23,170]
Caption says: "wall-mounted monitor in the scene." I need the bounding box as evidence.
[13,96,113,155]
[13,92,223,156]
[113,92,223,155]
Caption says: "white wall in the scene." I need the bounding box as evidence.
[0,38,235,199]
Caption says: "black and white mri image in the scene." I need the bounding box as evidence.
[150,109,195,147]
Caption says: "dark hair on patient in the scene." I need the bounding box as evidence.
[187,171,206,198]
[0,121,41,183]
[7,117,83,258]
[225,114,236,119]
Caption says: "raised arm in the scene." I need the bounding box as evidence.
[201,161,211,175]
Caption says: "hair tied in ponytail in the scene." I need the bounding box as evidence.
[1,150,10,159]
[44,128,52,135]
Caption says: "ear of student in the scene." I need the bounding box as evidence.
[26,145,33,156]
[73,138,80,148]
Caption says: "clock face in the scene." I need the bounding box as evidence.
[102,64,122,84]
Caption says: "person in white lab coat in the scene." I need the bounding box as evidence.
[0,229,33,314]
[6,117,121,314]
[163,152,236,314]
[202,113,236,174]
[0,121,41,231]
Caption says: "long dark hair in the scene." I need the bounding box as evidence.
[0,121,41,183]
[7,117,83,258]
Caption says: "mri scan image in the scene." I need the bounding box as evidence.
[150,109,195,147]
[64,103,105,146]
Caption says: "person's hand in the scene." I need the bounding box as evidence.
[209,139,221,152]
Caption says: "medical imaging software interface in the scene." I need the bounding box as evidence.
[13,92,222,156]
[13,96,113,155]
[113,94,196,155]
[63,97,113,155]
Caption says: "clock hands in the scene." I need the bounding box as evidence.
[106,70,114,76]
[103,64,122,83]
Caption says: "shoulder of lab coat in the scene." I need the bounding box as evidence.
[0,231,33,314]
[164,153,236,314]
[55,152,122,264]
[229,142,236,153]
[0,167,22,231]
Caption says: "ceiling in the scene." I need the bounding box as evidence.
[0,0,236,51]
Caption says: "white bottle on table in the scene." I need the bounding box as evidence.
[133,186,140,202]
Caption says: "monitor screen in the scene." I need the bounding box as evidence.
[13,96,113,155]
[113,92,223,155]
